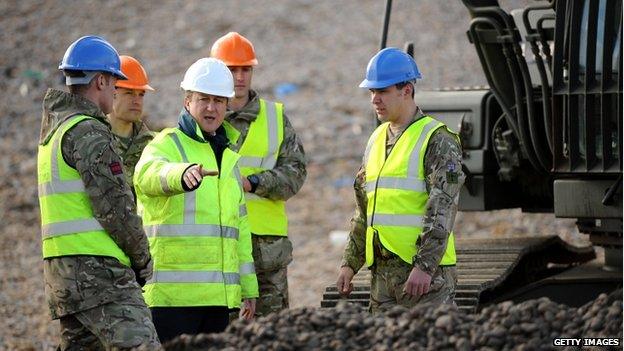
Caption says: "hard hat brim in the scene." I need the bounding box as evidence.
[115,82,155,91]
[182,89,235,99]
[359,75,422,89]
[59,65,129,81]
[359,77,403,89]
[180,85,235,98]
[222,58,258,66]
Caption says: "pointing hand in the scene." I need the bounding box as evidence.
[183,164,218,189]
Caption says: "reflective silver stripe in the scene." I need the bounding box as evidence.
[144,224,239,239]
[221,226,239,239]
[368,214,423,227]
[224,272,240,285]
[50,128,62,181]
[159,163,174,194]
[168,133,195,224]
[239,262,256,275]
[38,180,85,196]
[407,121,441,178]
[263,102,279,169]
[239,156,263,168]
[239,204,247,217]
[232,167,246,205]
[184,187,196,224]
[232,166,242,185]
[169,133,189,162]
[365,177,426,193]
[147,271,240,284]
[363,131,378,166]
[50,117,88,181]
[42,218,104,238]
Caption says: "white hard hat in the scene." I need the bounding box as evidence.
[180,57,234,98]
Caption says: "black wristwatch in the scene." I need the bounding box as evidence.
[247,175,260,193]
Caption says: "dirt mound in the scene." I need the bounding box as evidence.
[164,290,623,351]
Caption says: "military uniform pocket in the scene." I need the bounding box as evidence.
[428,268,447,293]
[252,236,293,273]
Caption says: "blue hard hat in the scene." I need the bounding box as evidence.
[359,47,422,89]
[58,35,127,80]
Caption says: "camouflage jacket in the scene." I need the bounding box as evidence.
[225,90,307,201]
[111,121,155,193]
[341,108,466,276]
[40,89,150,318]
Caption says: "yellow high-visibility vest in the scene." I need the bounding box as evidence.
[38,115,131,266]
[364,116,457,267]
[237,99,287,236]
[135,126,258,308]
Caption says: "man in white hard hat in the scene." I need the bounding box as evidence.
[134,57,258,342]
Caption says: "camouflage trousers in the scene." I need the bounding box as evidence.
[369,254,457,315]
[252,235,293,317]
[58,299,161,350]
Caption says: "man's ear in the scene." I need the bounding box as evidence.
[184,94,191,110]
[94,73,105,91]
[404,83,413,97]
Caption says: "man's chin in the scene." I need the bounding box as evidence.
[199,121,220,134]
[234,89,249,98]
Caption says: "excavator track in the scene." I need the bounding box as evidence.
[321,236,596,313]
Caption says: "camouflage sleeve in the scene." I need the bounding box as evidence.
[62,120,151,269]
[254,114,307,201]
[340,166,367,273]
[413,128,465,275]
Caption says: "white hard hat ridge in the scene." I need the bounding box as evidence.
[180,57,235,98]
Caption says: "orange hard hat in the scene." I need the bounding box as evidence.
[115,55,154,91]
[210,32,258,66]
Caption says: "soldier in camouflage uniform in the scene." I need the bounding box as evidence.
[211,33,306,317]
[38,36,160,350]
[108,55,156,195]
[336,48,465,314]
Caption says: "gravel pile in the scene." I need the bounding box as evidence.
[164,290,623,351]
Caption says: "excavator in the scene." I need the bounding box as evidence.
[322,0,622,313]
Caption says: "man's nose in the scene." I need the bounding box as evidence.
[371,92,380,103]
